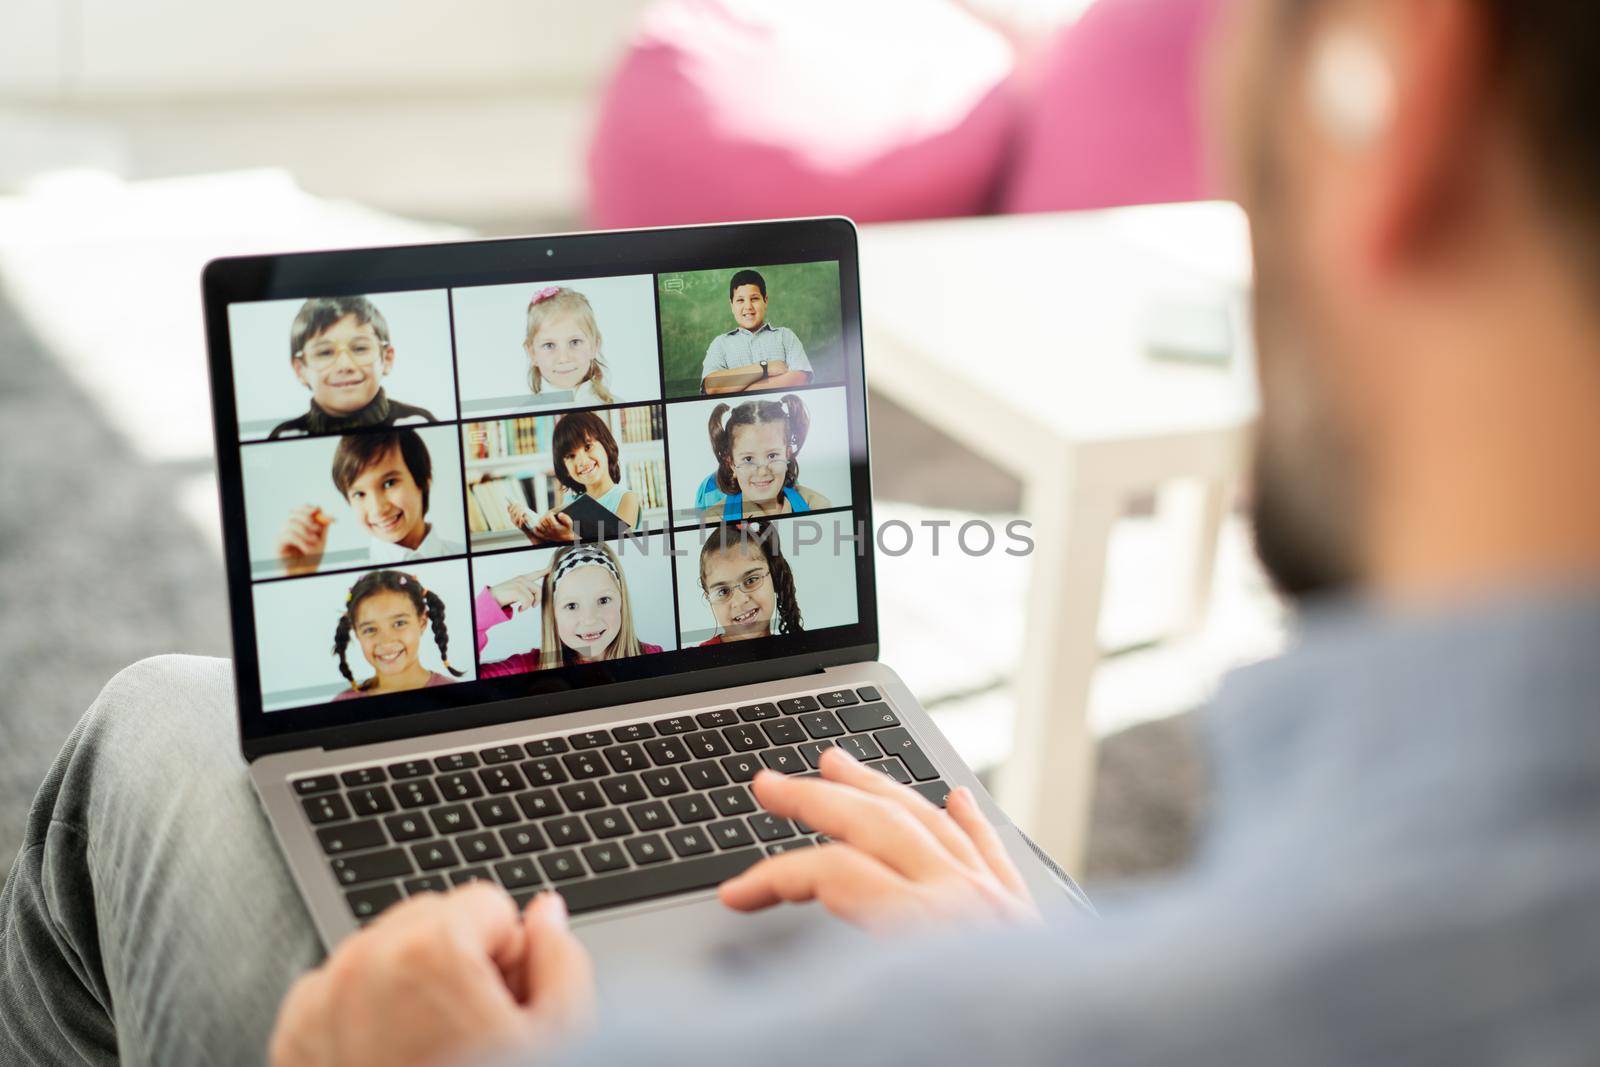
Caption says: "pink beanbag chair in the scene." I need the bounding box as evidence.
[586,0,1021,228]
[1001,0,1223,213]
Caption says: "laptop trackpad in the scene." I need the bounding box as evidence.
[576,895,857,994]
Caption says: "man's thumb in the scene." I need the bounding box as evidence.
[523,892,594,1035]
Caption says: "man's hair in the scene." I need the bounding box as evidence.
[290,296,391,357]
[551,411,622,495]
[331,429,433,512]
[729,270,767,301]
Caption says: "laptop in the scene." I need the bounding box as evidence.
[201,217,1084,968]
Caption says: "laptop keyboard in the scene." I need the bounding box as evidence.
[291,686,952,924]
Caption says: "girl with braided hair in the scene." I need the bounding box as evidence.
[699,394,832,522]
[473,542,663,676]
[331,569,464,699]
[696,521,803,644]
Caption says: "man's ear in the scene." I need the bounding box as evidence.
[1316,0,1492,273]
[292,357,311,390]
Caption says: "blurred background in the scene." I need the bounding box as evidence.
[0,0,1286,886]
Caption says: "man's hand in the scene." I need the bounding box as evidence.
[270,885,592,1067]
[719,747,1039,933]
[277,505,331,577]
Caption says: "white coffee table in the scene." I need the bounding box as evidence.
[859,202,1258,871]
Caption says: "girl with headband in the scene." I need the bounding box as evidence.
[473,543,661,676]
[331,570,465,698]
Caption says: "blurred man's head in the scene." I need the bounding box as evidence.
[1214,1,1600,601]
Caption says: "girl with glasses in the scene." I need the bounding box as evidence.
[700,394,831,522]
[695,522,803,644]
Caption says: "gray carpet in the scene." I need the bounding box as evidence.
[0,291,230,869]
[0,296,1205,884]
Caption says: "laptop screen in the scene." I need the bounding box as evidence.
[204,220,877,755]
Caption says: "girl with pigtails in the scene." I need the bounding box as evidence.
[698,393,832,522]
[696,521,804,645]
[331,570,465,699]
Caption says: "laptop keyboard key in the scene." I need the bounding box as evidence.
[684,731,730,759]
[479,744,522,765]
[545,816,591,847]
[515,789,561,820]
[521,758,568,787]
[525,737,569,757]
[569,729,612,750]
[437,773,483,801]
[696,708,738,728]
[331,848,413,886]
[412,840,459,870]
[737,703,778,721]
[856,686,882,702]
[840,735,884,762]
[540,851,585,881]
[722,725,767,753]
[709,786,757,816]
[709,818,755,849]
[317,819,386,855]
[669,794,714,823]
[866,757,913,785]
[767,839,815,855]
[385,812,430,842]
[348,786,396,817]
[602,744,647,774]
[302,794,351,825]
[403,875,449,895]
[346,883,402,920]
[501,824,548,854]
[559,782,605,812]
[435,752,480,773]
[747,813,796,842]
[683,760,729,790]
[562,752,607,780]
[612,722,656,742]
[873,729,938,781]
[386,760,431,780]
[478,765,524,794]
[340,767,387,788]
[586,809,630,839]
[495,858,542,890]
[817,690,860,709]
[643,768,689,797]
[799,741,837,768]
[798,711,845,739]
[841,703,900,732]
[625,834,670,865]
[666,827,714,857]
[913,781,952,808]
[627,801,673,832]
[429,804,477,835]
[599,774,645,805]
[583,842,629,873]
[473,797,520,827]
[293,775,339,797]
[654,715,694,735]
[761,719,806,745]
[449,867,493,886]
[553,849,763,915]
[778,695,821,715]
[644,738,690,765]
[458,832,504,863]
[761,748,805,775]
[720,754,762,782]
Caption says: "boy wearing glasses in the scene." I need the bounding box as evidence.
[267,296,438,440]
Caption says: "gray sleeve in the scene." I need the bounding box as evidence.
[701,335,729,378]
[781,328,812,375]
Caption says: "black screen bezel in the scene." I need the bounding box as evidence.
[202,218,878,761]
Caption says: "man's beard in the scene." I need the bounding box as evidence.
[1245,174,1363,602]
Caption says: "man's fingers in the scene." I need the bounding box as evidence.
[945,787,1031,899]
[270,967,332,1067]
[718,844,915,926]
[817,748,985,870]
[749,771,952,880]
[522,893,594,1033]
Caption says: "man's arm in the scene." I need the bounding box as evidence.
[702,361,799,395]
